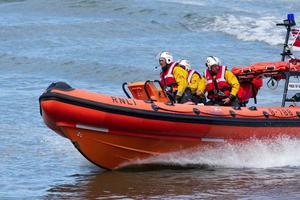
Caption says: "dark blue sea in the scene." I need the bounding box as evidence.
[1,0,300,199]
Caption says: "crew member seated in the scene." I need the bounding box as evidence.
[179,59,206,104]
[197,56,240,106]
[158,51,188,103]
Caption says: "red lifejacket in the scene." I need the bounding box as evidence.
[237,77,263,103]
[205,65,231,99]
[187,69,201,84]
[160,62,178,89]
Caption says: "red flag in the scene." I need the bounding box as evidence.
[291,28,300,48]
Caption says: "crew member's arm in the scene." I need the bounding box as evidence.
[189,73,201,94]
[223,70,240,104]
[173,66,188,97]
[196,77,206,97]
[225,70,240,96]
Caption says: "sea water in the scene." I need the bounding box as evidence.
[0,0,300,199]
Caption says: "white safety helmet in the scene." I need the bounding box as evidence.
[159,51,173,64]
[179,59,191,71]
[206,56,221,68]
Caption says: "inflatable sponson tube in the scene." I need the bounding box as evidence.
[46,82,74,92]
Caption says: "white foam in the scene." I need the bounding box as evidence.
[136,136,300,169]
[185,14,285,46]
[214,15,285,46]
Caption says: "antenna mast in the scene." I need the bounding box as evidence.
[276,14,296,61]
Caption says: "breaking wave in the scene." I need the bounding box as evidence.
[182,14,285,46]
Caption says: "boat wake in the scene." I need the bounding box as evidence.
[135,136,300,169]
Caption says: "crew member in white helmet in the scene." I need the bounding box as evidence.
[179,59,206,104]
[158,51,188,103]
[197,56,240,106]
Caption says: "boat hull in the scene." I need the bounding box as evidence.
[62,126,209,169]
[39,83,300,169]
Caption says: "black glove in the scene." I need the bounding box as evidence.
[228,94,236,102]
[175,95,182,103]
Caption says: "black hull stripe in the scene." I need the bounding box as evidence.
[39,91,300,127]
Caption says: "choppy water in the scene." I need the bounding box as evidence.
[1,0,300,199]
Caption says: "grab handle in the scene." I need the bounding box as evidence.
[122,82,131,98]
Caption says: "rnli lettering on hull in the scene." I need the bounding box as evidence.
[111,96,137,106]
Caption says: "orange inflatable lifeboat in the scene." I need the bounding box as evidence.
[39,77,300,169]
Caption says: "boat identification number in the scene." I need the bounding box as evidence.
[111,96,137,106]
[268,108,294,117]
